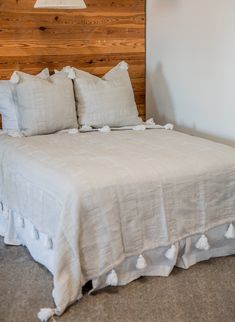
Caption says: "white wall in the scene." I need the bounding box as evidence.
[146,0,235,146]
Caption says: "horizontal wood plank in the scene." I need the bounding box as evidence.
[0,0,145,13]
[0,0,146,125]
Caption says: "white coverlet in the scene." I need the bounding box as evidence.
[1,129,235,317]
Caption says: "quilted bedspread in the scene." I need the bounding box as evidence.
[1,129,235,316]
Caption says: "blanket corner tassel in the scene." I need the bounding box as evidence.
[136,254,147,270]
[37,308,56,322]
[106,269,118,286]
[164,244,177,260]
[224,223,235,239]
[195,234,210,250]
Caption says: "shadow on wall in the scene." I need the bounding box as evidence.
[147,62,175,124]
[147,63,235,147]
[176,125,235,148]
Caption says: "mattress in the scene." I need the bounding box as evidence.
[0,129,235,320]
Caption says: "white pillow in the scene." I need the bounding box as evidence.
[11,71,78,136]
[64,61,142,128]
[0,68,50,132]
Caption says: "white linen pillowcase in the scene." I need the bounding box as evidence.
[0,68,50,133]
[63,61,143,128]
[11,71,78,136]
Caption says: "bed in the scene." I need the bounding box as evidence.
[1,127,235,320]
[4,1,235,321]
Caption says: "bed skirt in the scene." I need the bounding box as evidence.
[1,209,235,294]
[1,208,235,322]
[0,210,54,274]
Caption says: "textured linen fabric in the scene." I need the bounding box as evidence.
[68,62,142,127]
[13,71,78,136]
[1,129,235,315]
[0,213,234,288]
[0,68,50,132]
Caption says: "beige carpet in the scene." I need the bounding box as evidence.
[0,237,235,322]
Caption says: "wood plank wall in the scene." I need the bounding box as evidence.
[0,0,146,126]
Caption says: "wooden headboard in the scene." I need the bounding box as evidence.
[0,0,146,128]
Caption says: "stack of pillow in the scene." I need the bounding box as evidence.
[0,61,143,137]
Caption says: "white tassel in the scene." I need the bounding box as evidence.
[17,216,25,229]
[80,125,93,132]
[106,269,118,286]
[145,118,155,125]
[136,254,147,270]
[195,234,210,250]
[63,66,71,73]
[118,61,128,70]
[7,130,23,138]
[10,72,20,84]
[68,128,79,135]
[68,68,76,80]
[98,126,111,133]
[37,68,50,79]
[224,224,235,239]
[37,308,55,322]
[44,236,53,250]
[164,245,177,260]
[132,124,146,131]
[164,123,174,130]
[31,226,39,240]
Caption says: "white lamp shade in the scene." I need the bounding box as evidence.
[34,0,87,9]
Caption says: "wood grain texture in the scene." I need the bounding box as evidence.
[0,0,146,128]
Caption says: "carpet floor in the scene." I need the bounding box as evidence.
[0,237,235,322]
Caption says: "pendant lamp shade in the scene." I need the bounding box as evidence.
[34,0,86,9]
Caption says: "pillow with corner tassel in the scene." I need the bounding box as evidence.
[0,68,50,134]
[62,61,143,128]
[10,70,78,136]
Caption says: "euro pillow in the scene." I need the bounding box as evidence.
[11,71,78,136]
[0,68,50,132]
[64,61,142,128]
